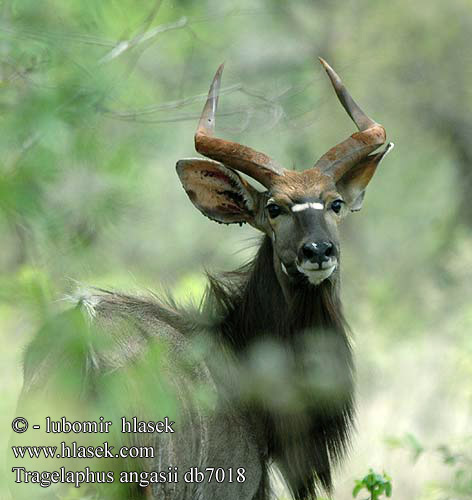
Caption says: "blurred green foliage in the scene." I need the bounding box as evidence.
[388,433,472,499]
[353,469,392,500]
[1,0,471,498]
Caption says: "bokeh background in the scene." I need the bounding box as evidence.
[1,0,471,498]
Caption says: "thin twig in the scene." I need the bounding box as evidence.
[0,23,114,47]
[99,84,242,117]
[98,17,187,65]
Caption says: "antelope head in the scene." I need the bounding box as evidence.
[177,59,393,288]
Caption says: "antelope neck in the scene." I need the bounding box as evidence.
[211,236,346,352]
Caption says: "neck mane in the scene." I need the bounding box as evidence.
[201,235,355,499]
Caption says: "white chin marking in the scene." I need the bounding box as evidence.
[281,262,289,276]
[291,202,324,212]
[296,264,336,285]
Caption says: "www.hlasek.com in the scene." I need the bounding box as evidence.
[10,416,246,489]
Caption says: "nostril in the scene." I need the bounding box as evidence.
[302,243,316,260]
[324,243,334,257]
[300,241,335,263]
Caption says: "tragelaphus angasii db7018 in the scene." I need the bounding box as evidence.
[13,59,393,500]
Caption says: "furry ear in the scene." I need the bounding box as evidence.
[336,143,394,211]
[176,158,261,226]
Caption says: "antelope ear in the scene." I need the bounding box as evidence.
[176,158,261,226]
[336,143,394,211]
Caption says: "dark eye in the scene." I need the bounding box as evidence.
[330,199,344,214]
[266,203,282,218]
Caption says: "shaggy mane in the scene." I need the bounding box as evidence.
[177,235,355,499]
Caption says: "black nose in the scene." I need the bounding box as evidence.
[300,241,334,264]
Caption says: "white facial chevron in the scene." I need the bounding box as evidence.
[291,202,324,212]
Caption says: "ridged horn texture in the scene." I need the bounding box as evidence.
[313,58,387,181]
[194,63,285,188]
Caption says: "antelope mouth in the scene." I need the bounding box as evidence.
[296,263,337,285]
[296,259,337,285]
[281,260,337,285]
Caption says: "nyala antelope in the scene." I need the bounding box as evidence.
[14,59,393,500]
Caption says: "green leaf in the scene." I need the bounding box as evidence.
[352,483,363,497]
[405,433,424,463]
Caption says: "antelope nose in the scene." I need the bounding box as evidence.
[300,241,334,264]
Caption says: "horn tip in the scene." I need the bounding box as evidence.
[215,62,225,78]
[317,57,342,87]
[318,56,333,72]
[207,63,225,103]
[209,63,225,90]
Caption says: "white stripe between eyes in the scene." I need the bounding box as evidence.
[291,202,324,212]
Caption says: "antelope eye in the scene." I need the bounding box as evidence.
[330,199,344,214]
[266,203,282,218]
